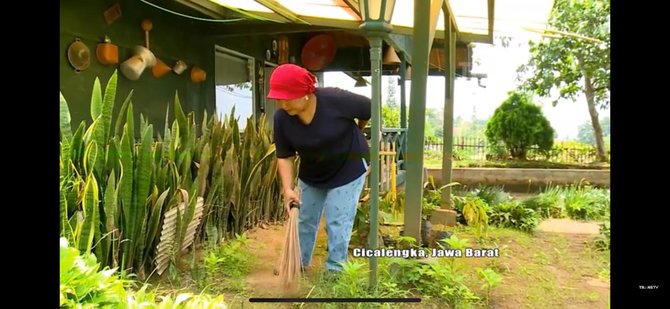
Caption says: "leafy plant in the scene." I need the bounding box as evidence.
[60,71,284,280]
[477,267,503,306]
[472,185,511,207]
[462,196,490,241]
[60,237,128,308]
[522,187,563,219]
[489,201,540,232]
[593,222,610,251]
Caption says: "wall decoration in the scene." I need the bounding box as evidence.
[103,3,122,25]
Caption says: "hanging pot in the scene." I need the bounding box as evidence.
[191,66,206,83]
[67,38,91,72]
[96,36,119,65]
[173,60,188,75]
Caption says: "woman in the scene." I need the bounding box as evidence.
[267,64,371,273]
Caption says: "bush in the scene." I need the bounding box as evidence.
[60,237,229,308]
[485,92,555,160]
[489,201,540,232]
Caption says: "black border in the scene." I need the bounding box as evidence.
[610,0,663,306]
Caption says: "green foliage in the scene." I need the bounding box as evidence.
[489,201,540,232]
[522,189,563,219]
[477,267,503,306]
[381,104,400,128]
[562,186,610,220]
[593,222,610,251]
[200,233,253,293]
[532,185,610,220]
[462,197,490,241]
[472,185,511,207]
[60,71,283,280]
[386,257,479,306]
[519,0,610,108]
[518,0,610,162]
[485,92,555,159]
[454,113,488,139]
[577,117,610,146]
[60,238,129,308]
[60,236,231,308]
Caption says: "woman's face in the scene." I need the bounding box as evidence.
[277,96,308,115]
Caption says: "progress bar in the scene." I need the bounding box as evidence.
[249,298,421,303]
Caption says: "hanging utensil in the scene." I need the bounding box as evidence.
[67,38,91,73]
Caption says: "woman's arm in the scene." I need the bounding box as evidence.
[277,157,295,193]
[277,157,301,213]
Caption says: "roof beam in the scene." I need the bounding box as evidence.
[458,32,492,44]
[342,0,362,17]
[442,0,459,34]
[254,0,311,24]
[173,0,226,18]
[488,0,495,43]
[210,24,339,37]
[428,0,446,47]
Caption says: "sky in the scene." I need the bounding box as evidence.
[322,38,610,140]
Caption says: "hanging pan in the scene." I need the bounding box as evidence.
[67,38,91,73]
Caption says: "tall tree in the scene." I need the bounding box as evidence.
[577,116,610,145]
[518,0,610,162]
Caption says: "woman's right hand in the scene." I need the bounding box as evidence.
[283,188,302,216]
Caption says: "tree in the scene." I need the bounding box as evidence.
[485,92,555,160]
[577,116,610,145]
[517,0,610,162]
[382,104,400,128]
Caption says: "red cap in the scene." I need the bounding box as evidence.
[267,64,317,100]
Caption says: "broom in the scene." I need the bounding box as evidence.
[275,186,302,290]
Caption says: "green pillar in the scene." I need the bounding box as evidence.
[441,15,455,207]
[367,35,383,290]
[404,0,431,241]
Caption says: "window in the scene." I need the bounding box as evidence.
[215,47,254,130]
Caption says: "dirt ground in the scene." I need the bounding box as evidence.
[225,218,609,309]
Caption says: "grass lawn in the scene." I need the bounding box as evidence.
[146,219,610,309]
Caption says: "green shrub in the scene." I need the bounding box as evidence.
[522,187,563,219]
[563,186,610,220]
[593,222,610,251]
[485,92,555,160]
[60,237,229,308]
[60,237,129,308]
[472,185,511,207]
[489,201,540,232]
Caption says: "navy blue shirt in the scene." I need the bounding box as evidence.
[273,87,371,189]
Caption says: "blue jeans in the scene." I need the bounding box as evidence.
[298,172,367,271]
